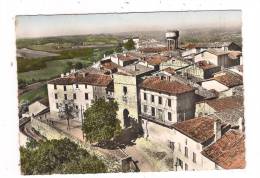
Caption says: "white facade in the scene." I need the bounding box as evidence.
[140,89,195,124]
[201,80,229,92]
[194,51,229,67]
[48,83,109,122]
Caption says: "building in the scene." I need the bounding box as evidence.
[194,49,241,68]
[139,76,195,126]
[201,129,245,169]
[166,30,180,50]
[201,70,243,97]
[171,117,233,171]
[195,95,244,117]
[47,73,113,122]
[113,63,155,128]
[111,53,139,67]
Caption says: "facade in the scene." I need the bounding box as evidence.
[139,77,195,125]
[47,73,113,122]
[113,63,155,128]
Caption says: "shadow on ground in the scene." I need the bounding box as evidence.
[95,117,143,150]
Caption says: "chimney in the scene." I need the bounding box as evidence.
[61,73,64,78]
[104,54,106,58]
[214,119,222,141]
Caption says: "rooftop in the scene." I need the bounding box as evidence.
[173,117,215,143]
[48,73,113,87]
[228,51,242,60]
[117,53,139,62]
[213,72,243,88]
[195,42,234,48]
[140,77,194,95]
[195,60,218,70]
[202,130,245,169]
[205,96,244,112]
[144,55,170,65]
[116,63,154,76]
[207,49,230,56]
[162,67,176,75]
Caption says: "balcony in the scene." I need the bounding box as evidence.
[139,113,174,129]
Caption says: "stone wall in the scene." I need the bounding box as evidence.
[31,118,123,172]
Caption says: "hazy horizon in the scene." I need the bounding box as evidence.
[16,10,241,39]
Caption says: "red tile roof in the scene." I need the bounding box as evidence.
[214,72,243,88]
[140,77,194,95]
[162,67,176,75]
[140,47,168,53]
[144,55,170,65]
[173,117,215,143]
[228,51,242,60]
[206,96,243,112]
[101,61,119,71]
[202,130,245,169]
[196,60,218,70]
[48,73,113,87]
[117,54,138,62]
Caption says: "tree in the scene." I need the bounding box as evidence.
[58,100,79,130]
[123,38,135,50]
[20,138,107,175]
[82,98,121,143]
[75,62,83,70]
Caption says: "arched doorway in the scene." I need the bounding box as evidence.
[123,109,130,128]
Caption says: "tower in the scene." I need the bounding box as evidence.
[165,30,179,50]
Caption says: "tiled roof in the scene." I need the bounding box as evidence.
[140,47,168,53]
[144,55,170,65]
[228,51,242,60]
[162,67,176,75]
[206,96,244,112]
[202,130,245,169]
[48,73,113,86]
[101,61,119,71]
[140,77,194,95]
[213,72,243,88]
[195,60,218,70]
[173,117,215,143]
[207,49,230,56]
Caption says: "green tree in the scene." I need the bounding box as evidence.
[20,138,107,175]
[75,62,83,70]
[123,38,135,50]
[82,98,121,143]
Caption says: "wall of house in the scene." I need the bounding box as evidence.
[48,83,94,121]
[195,52,218,64]
[113,74,139,128]
[160,59,189,70]
[176,92,196,121]
[195,102,216,117]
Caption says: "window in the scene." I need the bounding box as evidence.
[143,105,147,113]
[56,103,59,109]
[54,84,57,89]
[158,96,162,104]
[85,93,88,100]
[64,94,67,100]
[64,85,67,91]
[85,84,88,89]
[185,163,188,171]
[193,153,196,163]
[168,99,171,107]
[73,93,76,100]
[177,158,183,169]
[185,147,188,158]
[123,86,127,95]
[75,105,78,110]
[168,112,172,121]
[76,84,78,88]
[151,107,155,116]
[178,143,181,152]
[144,93,147,100]
[55,93,58,99]
[151,95,154,102]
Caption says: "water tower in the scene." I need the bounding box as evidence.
[165,30,179,50]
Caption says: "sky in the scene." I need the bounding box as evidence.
[16,10,241,38]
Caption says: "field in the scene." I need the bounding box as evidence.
[19,84,48,104]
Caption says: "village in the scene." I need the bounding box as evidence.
[19,30,244,172]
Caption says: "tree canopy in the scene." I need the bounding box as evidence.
[20,138,107,175]
[82,98,121,143]
[123,38,135,51]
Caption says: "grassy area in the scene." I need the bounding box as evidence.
[19,84,48,104]
[18,58,92,83]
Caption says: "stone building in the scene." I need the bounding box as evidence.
[139,76,195,125]
[113,63,155,128]
[194,49,240,68]
[47,72,113,122]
